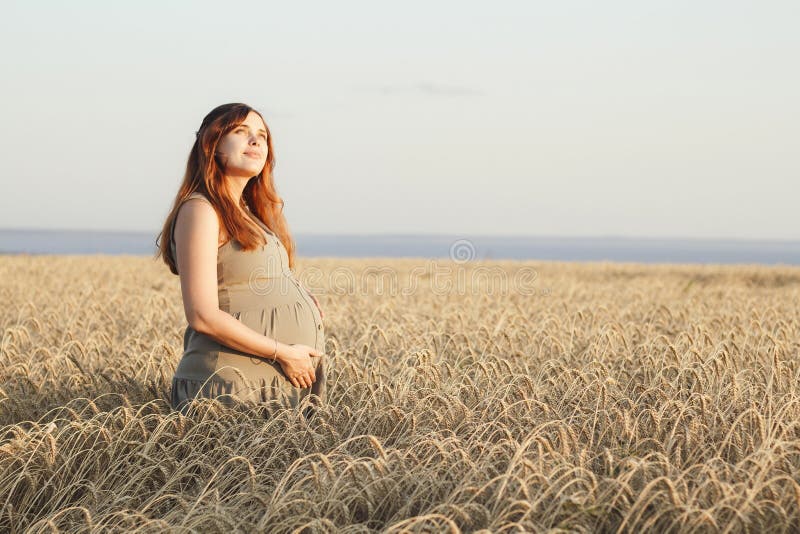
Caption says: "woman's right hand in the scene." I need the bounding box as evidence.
[276,344,323,389]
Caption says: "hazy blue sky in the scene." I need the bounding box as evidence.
[1,1,797,239]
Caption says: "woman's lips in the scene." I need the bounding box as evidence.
[244,152,262,158]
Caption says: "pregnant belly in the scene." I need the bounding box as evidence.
[231,298,323,352]
[177,277,324,379]
[176,294,322,376]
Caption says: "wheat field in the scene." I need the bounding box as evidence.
[0,254,798,533]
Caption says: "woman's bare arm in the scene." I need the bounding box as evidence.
[174,198,289,361]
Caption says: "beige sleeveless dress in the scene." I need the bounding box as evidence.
[169,192,326,416]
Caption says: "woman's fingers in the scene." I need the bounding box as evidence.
[286,352,322,388]
[290,373,313,388]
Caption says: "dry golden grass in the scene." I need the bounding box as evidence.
[0,254,799,533]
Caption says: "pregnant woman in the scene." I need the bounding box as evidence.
[156,103,326,418]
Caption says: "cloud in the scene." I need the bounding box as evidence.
[415,82,485,96]
[359,82,485,97]
[252,104,297,119]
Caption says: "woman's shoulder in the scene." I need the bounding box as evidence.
[175,192,218,220]
[171,192,224,247]
[183,192,213,205]
[174,193,217,225]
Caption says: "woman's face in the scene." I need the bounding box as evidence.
[216,111,269,178]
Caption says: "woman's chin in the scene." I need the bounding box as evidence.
[229,166,264,178]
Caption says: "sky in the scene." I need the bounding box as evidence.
[1,1,798,240]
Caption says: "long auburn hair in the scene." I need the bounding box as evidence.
[155,103,296,275]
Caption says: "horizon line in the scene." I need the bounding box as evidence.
[0,226,798,244]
